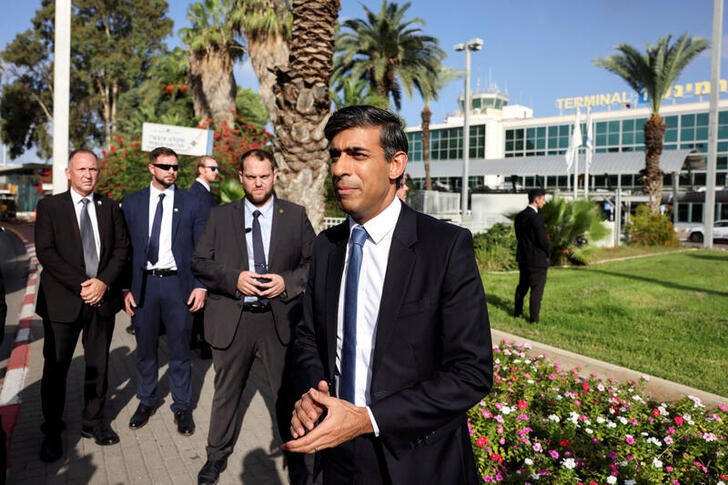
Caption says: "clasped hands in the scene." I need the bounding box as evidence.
[236,270,285,299]
[80,278,107,307]
[282,380,373,454]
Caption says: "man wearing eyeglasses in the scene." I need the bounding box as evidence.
[121,146,207,437]
[188,156,219,359]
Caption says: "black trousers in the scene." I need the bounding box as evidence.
[514,265,548,323]
[41,305,115,436]
[322,434,390,485]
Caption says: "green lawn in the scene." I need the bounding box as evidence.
[482,249,728,396]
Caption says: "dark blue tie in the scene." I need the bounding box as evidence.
[147,193,165,265]
[252,210,269,304]
[340,225,367,403]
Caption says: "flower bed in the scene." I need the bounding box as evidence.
[469,340,727,483]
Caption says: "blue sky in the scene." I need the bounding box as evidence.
[1,0,727,161]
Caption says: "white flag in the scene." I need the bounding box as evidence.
[585,108,594,168]
[565,109,582,170]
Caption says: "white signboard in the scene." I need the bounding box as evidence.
[141,122,214,156]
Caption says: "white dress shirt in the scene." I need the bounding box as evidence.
[147,183,177,270]
[70,188,101,257]
[195,178,211,191]
[336,196,402,434]
[244,196,274,302]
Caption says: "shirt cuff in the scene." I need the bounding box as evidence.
[366,406,380,437]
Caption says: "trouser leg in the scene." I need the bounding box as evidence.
[41,318,82,435]
[80,307,115,428]
[528,268,547,323]
[514,267,530,317]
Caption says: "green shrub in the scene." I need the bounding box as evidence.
[473,223,518,272]
[627,205,680,246]
[541,194,609,266]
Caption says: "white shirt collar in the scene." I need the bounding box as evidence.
[70,188,94,204]
[195,178,211,191]
[349,196,402,245]
[150,182,175,198]
[528,203,539,213]
[244,195,275,217]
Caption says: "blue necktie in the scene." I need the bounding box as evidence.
[252,210,269,305]
[340,225,367,403]
[147,193,165,265]
[80,198,98,278]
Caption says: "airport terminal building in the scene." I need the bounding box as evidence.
[404,83,728,226]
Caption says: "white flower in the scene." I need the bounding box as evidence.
[500,405,513,415]
[561,457,577,470]
[620,461,628,467]
[632,394,644,402]
[525,359,532,364]
[494,358,500,364]
[585,428,593,434]
[619,417,628,425]
[530,473,540,480]
[596,416,606,424]
[646,437,662,447]
[524,458,533,465]
[688,395,705,408]
[652,457,663,468]
[547,414,560,423]
[625,480,636,485]
[607,421,617,429]
[597,383,605,392]
[527,379,535,384]
[606,476,617,484]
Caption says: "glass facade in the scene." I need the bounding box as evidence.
[406,125,485,162]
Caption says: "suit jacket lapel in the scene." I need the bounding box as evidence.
[232,199,249,269]
[325,222,348,378]
[93,193,108,264]
[171,187,182,243]
[371,206,417,381]
[63,191,84,261]
[268,198,283,270]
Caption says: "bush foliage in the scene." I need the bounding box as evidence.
[627,205,680,246]
[541,195,609,266]
[474,223,518,272]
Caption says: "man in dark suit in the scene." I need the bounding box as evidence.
[187,155,219,359]
[34,149,130,462]
[282,106,493,484]
[121,146,206,436]
[514,188,549,323]
[192,149,315,485]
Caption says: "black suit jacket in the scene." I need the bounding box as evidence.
[188,180,216,219]
[35,191,130,322]
[514,206,550,268]
[291,203,492,484]
[191,197,315,347]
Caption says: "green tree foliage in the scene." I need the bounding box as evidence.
[330,78,389,110]
[236,87,269,127]
[594,35,708,213]
[540,194,609,266]
[627,205,680,246]
[334,0,444,110]
[0,0,173,158]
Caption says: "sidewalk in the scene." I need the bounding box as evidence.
[7,309,294,484]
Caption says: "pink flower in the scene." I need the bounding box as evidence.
[517,400,528,410]
[665,466,673,472]
[609,451,618,460]
[629,419,638,425]
[674,416,684,426]
[625,435,635,445]
[548,450,559,459]
[475,436,488,448]
[718,404,728,412]
[666,426,676,435]
[533,443,543,452]
[517,414,529,422]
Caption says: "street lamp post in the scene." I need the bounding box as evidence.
[454,38,483,220]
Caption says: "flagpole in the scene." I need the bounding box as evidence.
[584,107,593,199]
[573,146,579,200]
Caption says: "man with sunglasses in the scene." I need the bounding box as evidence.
[188,156,219,359]
[121,146,207,436]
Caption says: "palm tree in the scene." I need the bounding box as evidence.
[594,34,708,213]
[334,1,444,111]
[421,67,461,190]
[330,77,389,110]
[230,0,291,122]
[180,0,246,127]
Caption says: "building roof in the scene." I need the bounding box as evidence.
[406,150,703,178]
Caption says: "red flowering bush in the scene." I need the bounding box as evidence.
[97,117,270,202]
[469,340,727,483]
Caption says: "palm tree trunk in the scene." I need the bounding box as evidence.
[269,0,340,232]
[248,36,290,122]
[188,48,237,128]
[643,114,666,213]
[421,104,432,190]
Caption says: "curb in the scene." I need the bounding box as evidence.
[491,329,727,407]
[0,241,37,469]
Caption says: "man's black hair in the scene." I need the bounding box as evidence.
[528,188,547,204]
[324,105,408,161]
